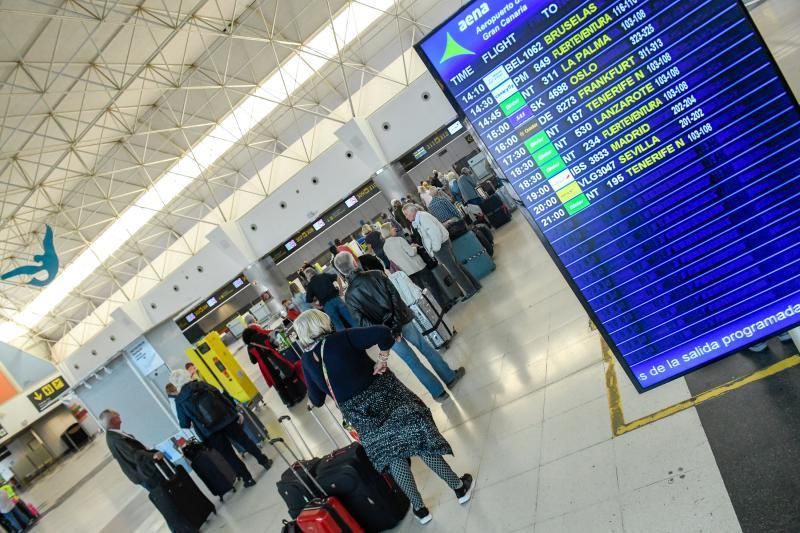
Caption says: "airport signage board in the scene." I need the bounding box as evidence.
[28,375,69,412]
[397,120,465,171]
[416,0,800,390]
[176,274,249,330]
[268,180,381,264]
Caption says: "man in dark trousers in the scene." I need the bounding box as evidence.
[333,252,464,402]
[101,409,198,533]
[171,370,271,488]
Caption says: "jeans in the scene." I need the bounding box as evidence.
[410,268,448,308]
[323,297,354,331]
[435,240,481,297]
[2,506,29,532]
[206,420,270,481]
[392,322,456,397]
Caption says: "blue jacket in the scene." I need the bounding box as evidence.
[302,326,395,407]
[457,173,480,203]
[175,381,237,439]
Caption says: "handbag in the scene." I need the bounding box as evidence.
[318,339,360,441]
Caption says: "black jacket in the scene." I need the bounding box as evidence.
[175,381,238,439]
[106,430,161,490]
[343,270,414,336]
[305,273,340,305]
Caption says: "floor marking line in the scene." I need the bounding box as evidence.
[601,341,800,437]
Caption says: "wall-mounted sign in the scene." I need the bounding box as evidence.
[0,225,59,287]
[397,120,465,171]
[416,0,800,390]
[126,338,165,376]
[28,375,69,412]
[176,274,250,330]
[268,180,380,264]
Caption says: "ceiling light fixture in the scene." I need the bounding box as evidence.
[0,0,393,344]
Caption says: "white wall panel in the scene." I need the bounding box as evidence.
[367,73,457,163]
[236,143,374,260]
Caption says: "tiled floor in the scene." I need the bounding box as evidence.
[31,213,741,533]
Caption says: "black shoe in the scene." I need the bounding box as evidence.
[447,367,466,388]
[260,458,273,470]
[243,478,257,488]
[434,391,451,403]
[461,292,476,302]
[455,473,474,504]
[413,506,432,525]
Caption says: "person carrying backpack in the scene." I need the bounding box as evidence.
[170,369,272,487]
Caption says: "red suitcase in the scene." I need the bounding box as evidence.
[297,497,364,533]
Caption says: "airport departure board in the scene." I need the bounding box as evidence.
[416,0,800,390]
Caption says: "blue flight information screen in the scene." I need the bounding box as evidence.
[416,0,800,390]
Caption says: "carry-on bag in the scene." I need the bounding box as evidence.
[431,264,463,302]
[444,217,469,240]
[271,438,364,533]
[182,441,237,501]
[149,459,215,532]
[481,193,512,228]
[276,416,325,518]
[452,231,495,280]
[472,223,494,257]
[314,442,409,532]
[409,289,455,349]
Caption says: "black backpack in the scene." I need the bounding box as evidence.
[191,386,231,428]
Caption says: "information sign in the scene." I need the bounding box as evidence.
[416,0,800,390]
[28,375,69,412]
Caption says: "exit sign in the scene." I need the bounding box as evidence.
[27,375,69,412]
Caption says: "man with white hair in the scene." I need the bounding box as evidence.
[402,203,481,301]
[102,409,166,491]
[334,252,464,401]
[102,409,209,532]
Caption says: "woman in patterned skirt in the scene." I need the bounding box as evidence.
[294,309,474,525]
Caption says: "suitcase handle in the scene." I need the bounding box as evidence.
[269,438,327,497]
[153,457,176,480]
[278,415,315,460]
[307,406,340,449]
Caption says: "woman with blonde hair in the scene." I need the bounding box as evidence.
[294,309,474,524]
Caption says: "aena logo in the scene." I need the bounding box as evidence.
[439,2,489,63]
[457,2,490,31]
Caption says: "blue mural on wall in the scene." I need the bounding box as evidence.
[1,225,59,287]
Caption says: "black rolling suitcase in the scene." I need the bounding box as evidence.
[149,460,215,533]
[315,442,409,532]
[276,373,307,408]
[481,193,512,228]
[182,441,237,501]
[275,415,325,518]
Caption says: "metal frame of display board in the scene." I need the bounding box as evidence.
[414,0,800,391]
